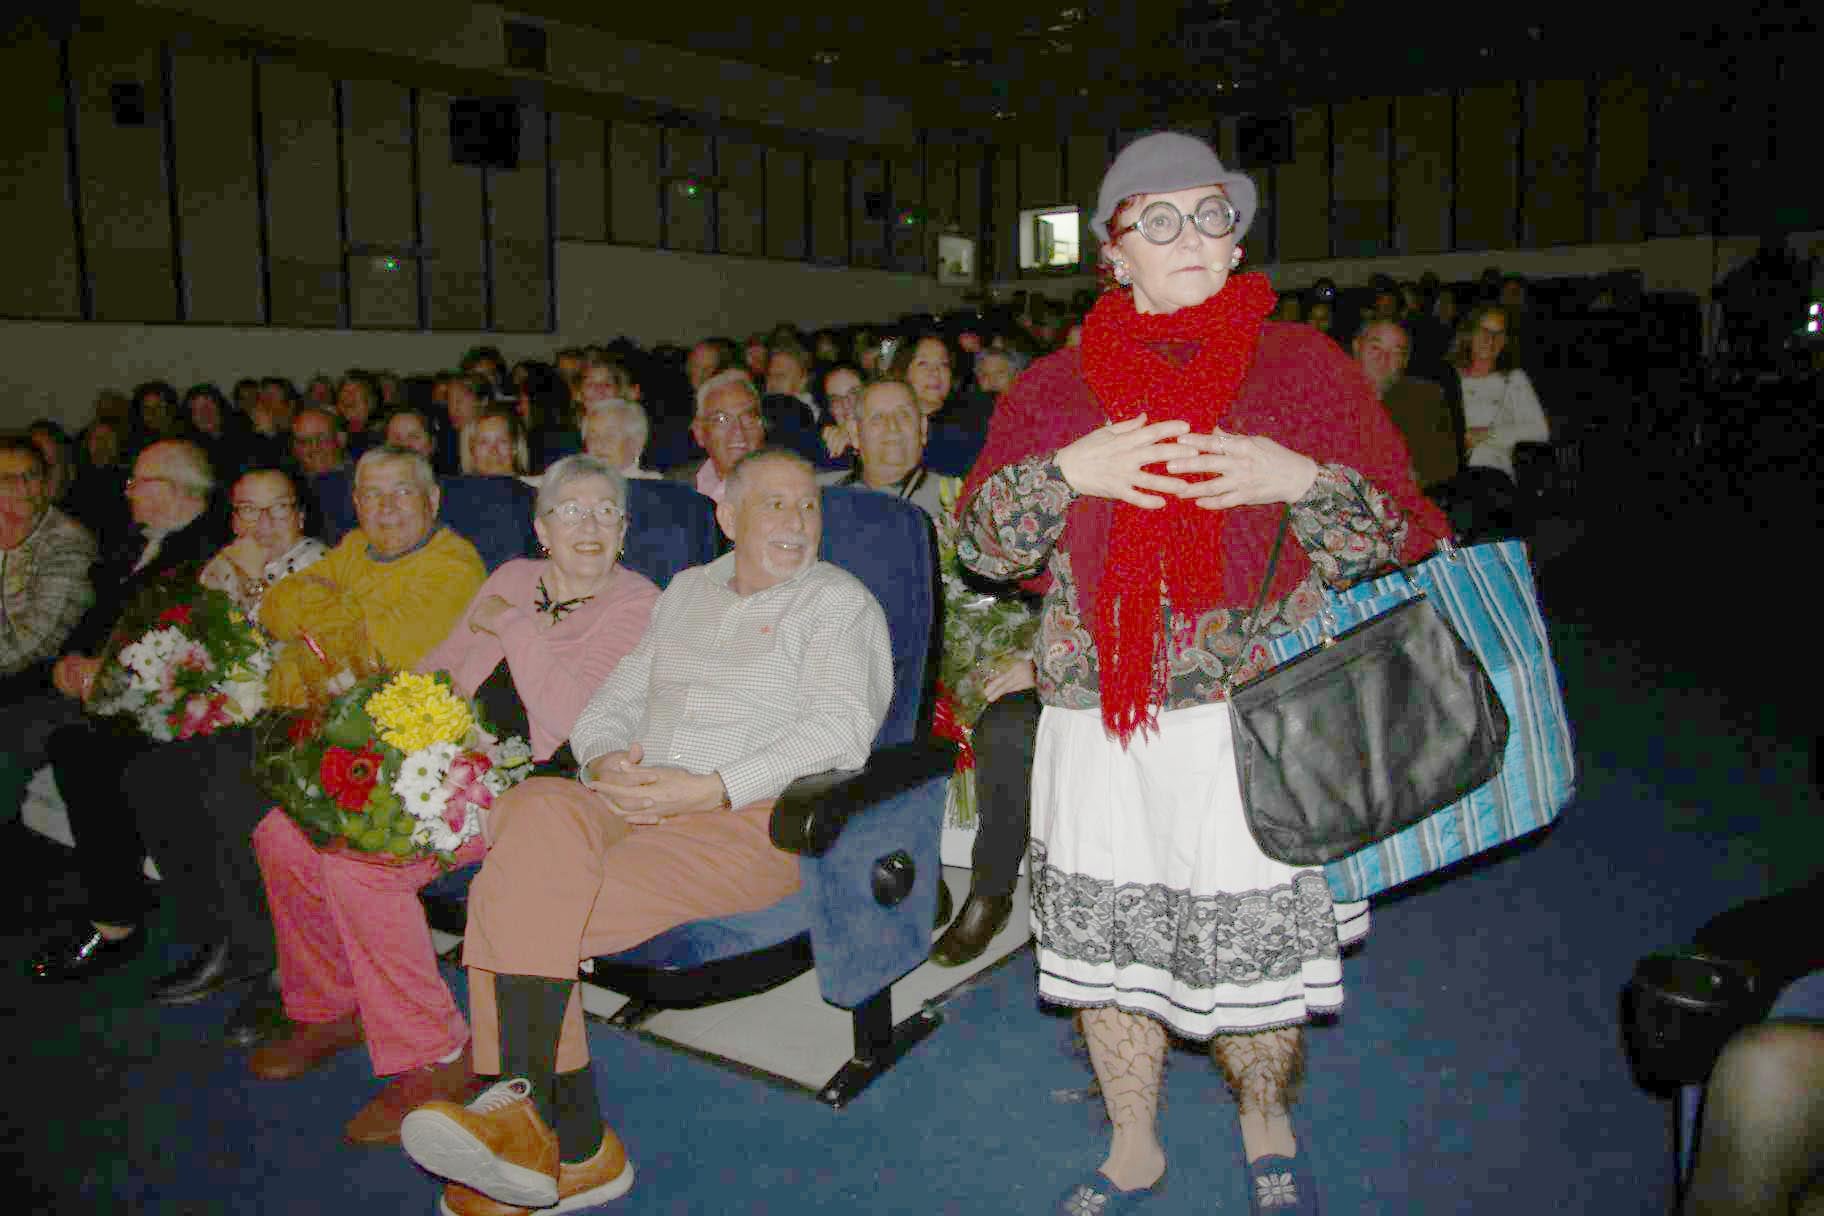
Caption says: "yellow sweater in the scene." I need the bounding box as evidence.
[260,527,485,709]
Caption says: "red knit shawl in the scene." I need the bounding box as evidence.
[958,297,1450,743]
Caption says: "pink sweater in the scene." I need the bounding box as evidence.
[419,558,659,761]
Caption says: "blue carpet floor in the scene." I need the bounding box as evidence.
[3,490,1816,1214]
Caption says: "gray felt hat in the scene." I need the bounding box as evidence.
[1091,131,1258,245]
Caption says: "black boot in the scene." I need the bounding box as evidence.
[930,891,1016,967]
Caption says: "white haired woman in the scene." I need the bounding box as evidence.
[957,132,1450,1214]
[581,398,659,479]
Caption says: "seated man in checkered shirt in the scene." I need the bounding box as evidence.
[399,447,892,1216]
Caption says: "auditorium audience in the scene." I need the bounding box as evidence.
[1353,319,1463,490]
[460,405,532,478]
[581,400,657,479]
[818,363,865,461]
[1451,302,1550,479]
[381,406,438,459]
[818,380,942,515]
[0,435,96,701]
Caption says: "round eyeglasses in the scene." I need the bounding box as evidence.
[232,500,297,522]
[543,500,625,528]
[1114,195,1239,245]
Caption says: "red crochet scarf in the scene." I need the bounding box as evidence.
[1078,272,1277,743]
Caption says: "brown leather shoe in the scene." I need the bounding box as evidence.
[438,1128,635,1216]
[400,1078,561,1208]
[344,1049,488,1146]
[930,892,1016,967]
[247,1013,364,1081]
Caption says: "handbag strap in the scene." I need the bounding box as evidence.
[1221,483,1452,698]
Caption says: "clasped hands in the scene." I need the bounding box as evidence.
[582,741,729,825]
[1055,415,1319,510]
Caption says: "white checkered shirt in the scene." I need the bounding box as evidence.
[569,552,893,809]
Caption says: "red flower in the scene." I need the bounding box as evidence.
[287,715,323,745]
[157,603,195,627]
[320,744,384,812]
[442,752,495,833]
[930,683,977,773]
[169,692,233,740]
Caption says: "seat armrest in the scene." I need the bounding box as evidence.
[770,738,958,857]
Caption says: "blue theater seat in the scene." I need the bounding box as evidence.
[582,486,950,1107]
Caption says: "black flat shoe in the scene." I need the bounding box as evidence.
[930,891,1016,967]
[29,924,146,982]
[148,941,268,1007]
[224,970,290,1048]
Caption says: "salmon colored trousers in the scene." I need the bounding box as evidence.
[461,776,800,1074]
[252,809,484,1076]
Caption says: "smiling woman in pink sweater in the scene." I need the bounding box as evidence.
[247,455,659,1146]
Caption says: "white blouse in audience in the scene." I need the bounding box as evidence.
[1460,369,1549,479]
[200,537,329,619]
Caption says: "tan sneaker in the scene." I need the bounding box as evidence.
[400,1078,560,1207]
[436,1129,635,1216]
[345,1049,488,1146]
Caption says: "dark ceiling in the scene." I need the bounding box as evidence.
[510,1,1820,134]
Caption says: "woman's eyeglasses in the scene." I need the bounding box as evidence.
[1115,195,1239,245]
[232,501,297,522]
[543,501,625,528]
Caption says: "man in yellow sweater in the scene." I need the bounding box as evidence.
[93,448,483,1042]
[263,447,485,705]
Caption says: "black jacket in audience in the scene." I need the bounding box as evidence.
[67,508,229,656]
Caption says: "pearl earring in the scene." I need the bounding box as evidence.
[1113,261,1131,286]
[1231,249,1244,269]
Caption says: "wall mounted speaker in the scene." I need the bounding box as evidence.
[110,80,148,127]
[450,98,520,170]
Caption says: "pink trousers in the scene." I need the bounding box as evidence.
[462,777,800,1075]
[252,809,481,1076]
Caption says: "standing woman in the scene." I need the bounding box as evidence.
[956,132,1449,1215]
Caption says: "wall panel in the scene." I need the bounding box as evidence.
[263,61,341,326]
[0,36,81,319]
[1067,132,1107,272]
[718,134,764,258]
[1393,94,1451,255]
[417,89,486,331]
[552,111,605,243]
[491,104,548,331]
[1019,140,1062,203]
[609,121,660,247]
[1455,84,1518,251]
[849,156,886,269]
[1523,79,1586,247]
[1332,97,1390,257]
[1592,76,1648,244]
[1276,107,1328,262]
[889,148,924,273]
[1652,75,1713,238]
[764,146,805,260]
[992,147,1018,278]
[810,155,847,265]
[73,32,174,322]
[343,79,415,328]
[171,48,259,324]
[662,126,711,253]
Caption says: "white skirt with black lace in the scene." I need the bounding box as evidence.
[1029,700,1370,1040]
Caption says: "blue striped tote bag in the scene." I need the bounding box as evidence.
[1264,538,1576,901]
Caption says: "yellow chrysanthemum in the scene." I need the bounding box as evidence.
[364,671,472,753]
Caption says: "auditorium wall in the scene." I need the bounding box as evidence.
[0,243,971,431]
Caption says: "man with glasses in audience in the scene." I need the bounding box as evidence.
[290,405,348,477]
[819,380,944,517]
[23,439,227,984]
[668,369,766,505]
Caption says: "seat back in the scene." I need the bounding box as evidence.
[306,469,538,572]
[619,479,721,590]
[814,485,937,748]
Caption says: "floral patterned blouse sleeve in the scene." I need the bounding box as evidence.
[956,456,1075,582]
[1288,463,1413,590]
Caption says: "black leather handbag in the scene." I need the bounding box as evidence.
[1224,508,1509,867]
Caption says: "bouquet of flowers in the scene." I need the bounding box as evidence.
[255,669,534,864]
[88,567,273,742]
[932,478,1040,829]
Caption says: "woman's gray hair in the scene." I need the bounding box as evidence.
[583,398,649,456]
[536,453,629,521]
[355,444,437,494]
